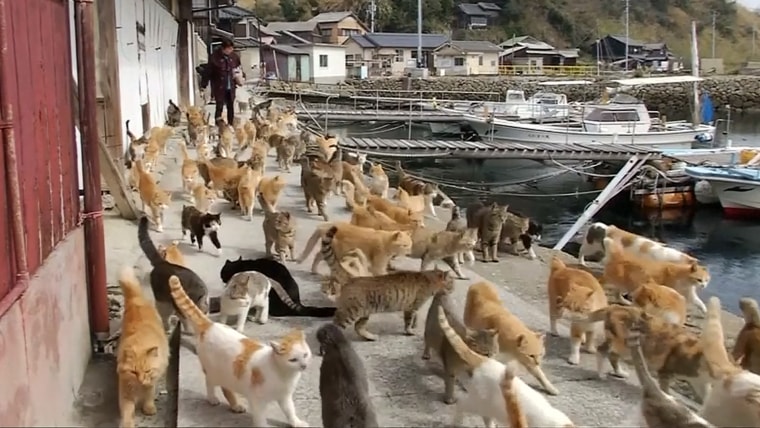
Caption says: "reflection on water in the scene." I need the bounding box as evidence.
[325,111,760,315]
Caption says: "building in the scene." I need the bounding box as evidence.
[260,44,311,82]
[343,32,449,77]
[590,35,675,70]
[433,40,502,75]
[307,11,369,45]
[263,20,321,43]
[455,2,501,29]
[499,35,579,69]
[296,43,347,83]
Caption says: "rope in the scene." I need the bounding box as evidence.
[433,180,603,198]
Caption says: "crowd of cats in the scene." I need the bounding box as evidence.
[115,98,760,428]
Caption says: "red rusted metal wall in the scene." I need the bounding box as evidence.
[0,0,80,307]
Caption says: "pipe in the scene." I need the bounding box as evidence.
[74,0,109,341]
[0,0,30,319]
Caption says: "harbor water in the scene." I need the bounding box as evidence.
[327,111,760,315]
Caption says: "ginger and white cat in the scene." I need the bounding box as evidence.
[169,275,311,427]
[157,240,185,266]
[395,187,437,218]
[368,162,389,198]
[438,306,574,428]
[629,281,687,325]
[218,271,272,332]
[116,267,169,428]
[134,160,172,232]
[579,222,697,266]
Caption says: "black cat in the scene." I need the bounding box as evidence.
[181,205,222,255]
[218,257,335,317]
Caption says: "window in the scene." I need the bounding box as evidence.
[394,49,404,63]
[319,54,328,68]
[320,28,333,36]
[454,57,465,66]
[478,55,484,66]
[341,28,360,36]
[490,60,496,66]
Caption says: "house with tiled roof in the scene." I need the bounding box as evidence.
[343,33,449,76]
[433,40,503,75]
[455,2,501,29]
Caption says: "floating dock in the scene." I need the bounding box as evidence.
[295,108,464,123]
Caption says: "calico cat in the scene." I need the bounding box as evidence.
[627,323,715,428]
[466,202,511,263]
[409,227,478,280]
[395,160,440,197]
[423,290,499,404]
[116,267,169,428]
[734,297,760,374]
[218,271,272,332]
[220,257,335,317]
[317,324,379,428]
[138,216,209,331]
[168,275,311,427]
[332,269,454,342]
[260,193,296,261]
[180,205,222,256]
[446,205,475,265]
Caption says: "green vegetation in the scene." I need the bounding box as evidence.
[238,0,760,67]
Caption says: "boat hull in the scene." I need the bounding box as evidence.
[710,181,760,218]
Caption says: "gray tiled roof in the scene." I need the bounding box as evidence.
[345,34,375,48]
[448,40,503,52]
[354,33,449,49]
[264,21,316,33]
[216,5,256,20]
[308,12,353,23]
[271,44,308,55]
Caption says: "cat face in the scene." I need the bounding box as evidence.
[457,228,479,250]
[528,220,543,241]
[369,163,384,177]
[271,330,311,372]
[684,262,710,289]
[203,213,222,233]
[389,231,413,256]
[515,331,547,368]
[274,212,293,233]
[118,346,164,387]
[464,328,500,358]
[152,190,172,209]
[423,183,439,197]
[320,276,340,302]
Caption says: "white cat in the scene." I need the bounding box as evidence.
[219,271,271,332]
[437,306,575,428]
[169,275,311,427]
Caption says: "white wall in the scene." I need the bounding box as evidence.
[239,47,260,73]
[310,45,346,84]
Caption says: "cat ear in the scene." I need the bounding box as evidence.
[269,341,284,354]
[516,334,526,346]
[585,288,596,299]
[237,256,243,261]
[282,212,291,219]
[535,331,545,340]
[690,262,699,272]
[146,346,159,357]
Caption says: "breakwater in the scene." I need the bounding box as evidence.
[269,75,760,117]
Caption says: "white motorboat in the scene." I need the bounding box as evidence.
[685,162,760,218]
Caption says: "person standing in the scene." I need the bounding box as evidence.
[209,38,241,125]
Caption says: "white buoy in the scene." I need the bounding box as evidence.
[694,180,719,205]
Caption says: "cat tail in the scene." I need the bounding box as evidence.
[126,119,137,141]
[296,223,332,264]
[739,297,760,326]
[625,320,665,400]
[500,370,528,428]
[138,217,163,266]
[702,297,742,378]
[342,180,358,209]
[550,255,566,272]
[437,305,487,369]
[268,281,336,318]
[169,275,213,334]
[118,266,146,301]
[572,307,609,328]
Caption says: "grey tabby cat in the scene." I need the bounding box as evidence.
[423,290,499,404]
[317,323,379,428]
[466,201,510,263]
[446,205,474,265]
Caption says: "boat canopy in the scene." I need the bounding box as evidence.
[610,76,703,86]
[537,80,594,86]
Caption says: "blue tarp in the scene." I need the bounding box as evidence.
[701,92,715,124]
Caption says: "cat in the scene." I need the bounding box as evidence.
[317,324,379,428]
[134,160,172,232]
[166,99,181,126]
[237,164,261,221]
[437,306,572,428]
[409,227,478,280]
[298,222,413,275]
[300,157,334,221]
[734,297,760,374]
[116,267,169,428]
[168,275,311,427]
[138,216,209,332]
[319,225,370,301]
[547,256,608,365]
[579,222,697,266]
[395,160,440,197]
[215,118,234,157]
[446,205,475,265]
[220,257,335,317]
[350,205,420,232]
[700,297,760,428]
[331,269,454,342]
[179,136,199,194]
[601,237,711,313]
[157,240,185,266]
[466,202,511,263]
[499,210,537,260]
[423,290,499,404]
[368,162,389,198]
[191,182,217,212]
[218,271,272,332]
[260,193,296,261]
[365,194,424,225]
[628,281,687,325]
[626,319,715,428]
[464,281,559,395]
[342,179,368,210]
[276,137,297,172]
[395,186,437,218]
[258,175,286,212]
[579,304,715,401]
[180,205,222,256]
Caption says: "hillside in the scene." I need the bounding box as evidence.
[238,0,760,68]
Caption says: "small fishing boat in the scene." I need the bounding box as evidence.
[685,163,760,218]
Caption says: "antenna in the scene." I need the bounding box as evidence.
[624,0,629,72]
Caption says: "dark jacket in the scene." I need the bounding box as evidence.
[209,48,241,101]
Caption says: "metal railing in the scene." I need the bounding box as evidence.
[498,65,597,76]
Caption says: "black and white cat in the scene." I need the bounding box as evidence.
[180,205,222,256]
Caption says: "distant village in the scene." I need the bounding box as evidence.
[194,2,688,83]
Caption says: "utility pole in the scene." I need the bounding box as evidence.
[711,10,717,58]
[624,0,629,72]
[754,25,757,58]
[417,0,423,68]
[368,0,376,33]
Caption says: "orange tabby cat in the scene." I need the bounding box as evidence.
[464,281,559,395]
[350,205,420,231]
[179,138,199,193]
[628,281,687,325]
[258,175,286,211]
[191,183,216,212]
[201,159,243,192]
[365,194,425,225]
[547,256,608,365]
[158,241,185,266]
[237,165,262,221]
[368,162,389,198]
[134,160,172,232]
[116,266,169,428]
[733,297,760,374]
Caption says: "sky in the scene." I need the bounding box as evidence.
[739,0,760,9]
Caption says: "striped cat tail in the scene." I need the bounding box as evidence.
[269,281,302,312]
[437,306,487,369]
[118,266,146,301]
[169,275,212,335]
[320,226,340,270]
[269,280,335,317]
[500,370,528,428]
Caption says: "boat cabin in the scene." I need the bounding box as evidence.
[504,89,527,103]
[529,92,567,105]
[582,103,652,134]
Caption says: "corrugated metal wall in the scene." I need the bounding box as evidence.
[0,0,80,301]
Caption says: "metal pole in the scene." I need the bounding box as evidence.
[74,0,110,340]
[370,0,376,33]
[624,0,629,72]
[754,26,756,58]
[711,11,717,58]
[417,0,423,68]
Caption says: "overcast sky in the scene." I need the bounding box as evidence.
[739,0,760,9]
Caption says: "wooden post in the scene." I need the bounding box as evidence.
[177,0,192,106]
[94,0,137,220]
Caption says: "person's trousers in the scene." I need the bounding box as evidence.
[214,89,235,125]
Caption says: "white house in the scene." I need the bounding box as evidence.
[433,40,502,76]
[295,43,346,84]
[343,33,449,77]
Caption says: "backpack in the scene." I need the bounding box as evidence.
[196,63,211,89]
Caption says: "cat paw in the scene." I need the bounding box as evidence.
[207,397,221,406]
[567,354,581,365]
[158,388,168,395]
[142,401,157,416]
[549,329,560,337]
[229,404,246,413]
[215,248,223,257]
[444,396,457,405]
[456,275,470,280]
[544,385,560,396]
[403,329,415,336]
[291,418,309,427]
[422,352,431,360]
[610,370,629,379]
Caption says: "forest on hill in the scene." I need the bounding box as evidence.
[238,0,760,67]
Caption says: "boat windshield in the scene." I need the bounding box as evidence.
[584,107,641,122]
